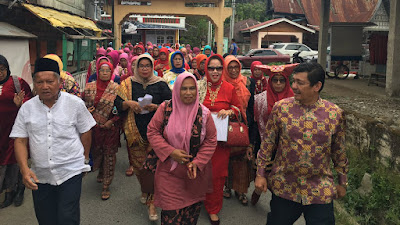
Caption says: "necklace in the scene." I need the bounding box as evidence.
[207,81,222,106]
[255,79,263,94]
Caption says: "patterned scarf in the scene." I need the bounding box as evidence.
[84,81,119,125]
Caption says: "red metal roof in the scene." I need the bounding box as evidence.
[272,0,304,15]
[301,0,380,26]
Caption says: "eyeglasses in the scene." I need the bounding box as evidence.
[0,67,7,72]
[207,66,223,72]
[271,78,286,83]
[228,66,240,71]
[139,64,152,69]
[99,69,111,73]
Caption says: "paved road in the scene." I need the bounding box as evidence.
[0,141,305,225]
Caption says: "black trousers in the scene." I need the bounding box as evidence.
[266,194,335,225]
[32,174,83,225]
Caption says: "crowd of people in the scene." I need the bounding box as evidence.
[0,40,348,225]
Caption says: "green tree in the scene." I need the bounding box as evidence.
[180,16,209,48]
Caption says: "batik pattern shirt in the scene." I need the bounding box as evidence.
[257,97,348,205]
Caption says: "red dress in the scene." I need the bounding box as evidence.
[0,77,32,165]
[202,80,241,214]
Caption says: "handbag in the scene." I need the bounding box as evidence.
[225,106,250,155]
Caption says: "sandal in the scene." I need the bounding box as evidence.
[125,166,134,177]
[223,187,232,199]
[140,193,147,204]
[147,195,158,221]
[235,191,248,206]
[101,187,110,200]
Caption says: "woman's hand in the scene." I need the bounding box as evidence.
[217,109,233,119]
[170,149,192,164]
[246,147,253,161]
[13,90,25,108]
[100,120,114,129]
[143,104,158,112]
[187,162,197,179]
[154,64,164,70]
[126,100,142,114]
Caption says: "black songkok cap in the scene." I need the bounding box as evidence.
[34,58,60,75]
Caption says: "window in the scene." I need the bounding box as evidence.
[273,44,284,49]
[261,50,277,56]
[285,44,301,50]
[166,36,174,44]
[157,36,165,44]
[299,46,310,51]
[253,50,263,56]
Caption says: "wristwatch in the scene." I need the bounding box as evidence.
[84,159,90,165]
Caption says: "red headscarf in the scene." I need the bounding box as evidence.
[196,54,207,71]
[96,61,114,103]
[250,61,268,94]
[261,64,297,116]
[205,54,224,89]
[222,55,251,110]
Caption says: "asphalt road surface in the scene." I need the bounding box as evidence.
[0,140,305,225]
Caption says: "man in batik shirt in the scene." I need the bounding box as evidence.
[255,62,348,225]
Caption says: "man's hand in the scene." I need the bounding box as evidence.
[336,184,347,199]
[13,90,25,108]
[255,176,268,193]
[21,169,39,190]
[170,149,193,164]
[187,162,197,179]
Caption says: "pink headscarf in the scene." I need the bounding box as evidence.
[165,72,200,171]
[106,47,113,53]
[96,48,106,57]
[193,47,201,56]
[107,50,120,68]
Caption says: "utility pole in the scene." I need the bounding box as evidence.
[207,4,213,45]
[230,0,236,41]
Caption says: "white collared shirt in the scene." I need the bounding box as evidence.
[10,92,96,185]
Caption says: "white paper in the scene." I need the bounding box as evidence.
[138,94,153,114]
[211,113,229,142]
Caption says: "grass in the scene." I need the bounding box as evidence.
[338,147,400,225]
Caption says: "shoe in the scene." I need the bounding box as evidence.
[208,214,220,225]
[125,167,134,176]
[0,191,15,208]
[235,191,248,206]
[223,187,232,199]
[148,205,158,221]
[101,186,110,200]
[140,196,147,204]
[14,186,25,207]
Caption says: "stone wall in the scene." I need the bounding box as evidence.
[345,109,400,170]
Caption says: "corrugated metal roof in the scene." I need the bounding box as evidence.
[301,0,380,26]
[272,0,304,15]
[241,18,314,33]
[0,22,37,38]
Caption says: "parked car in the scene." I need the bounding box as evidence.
[272,43,318,62]
[237,48,290,68]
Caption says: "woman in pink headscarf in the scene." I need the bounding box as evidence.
[106,47,113,53]
[120,55,138,81]
[181,48,193,69]
[87,48,107,82]
[147,72,217,225]
[114,53,130,77]
[192,47,201,57]
[107,50,120,70]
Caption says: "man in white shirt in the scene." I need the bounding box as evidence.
[10,58,96,225]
